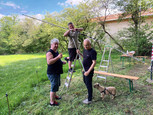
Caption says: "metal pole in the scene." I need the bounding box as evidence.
[22,14,68,30]
[6,93,10,115]
[151,43,153,80]
[23,14,144,63]
[72,37,85,72]
[151,61,153,80]
[36,71,38,84]
[23,14,85,71]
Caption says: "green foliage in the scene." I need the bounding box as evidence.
[0,0,152,55]
[0,16,19,54]
[116,0,153,55]
[118,22,152,56]
[0,2,96,54]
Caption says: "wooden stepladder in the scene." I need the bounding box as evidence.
[97,45,114,82]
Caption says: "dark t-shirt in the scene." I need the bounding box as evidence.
[47,49,63,74]
[83,48,97,73]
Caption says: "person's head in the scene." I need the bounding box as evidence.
[68,22,74,29]
[50,38,59,51]
[83,38,91,50]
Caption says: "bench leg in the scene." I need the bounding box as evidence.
[128,57,131,67]
[122,57,124,68]
[143,57,145,63]
[129,79,133,92]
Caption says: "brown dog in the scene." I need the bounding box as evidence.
[94,83,116,100]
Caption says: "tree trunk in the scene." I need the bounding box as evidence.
[99,22,124,50]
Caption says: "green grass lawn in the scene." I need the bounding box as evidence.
[0,52,153,115]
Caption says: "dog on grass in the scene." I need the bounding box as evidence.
[94,83,116,100]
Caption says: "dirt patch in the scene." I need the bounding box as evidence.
[128,63,149,77]
[127,62,153,107]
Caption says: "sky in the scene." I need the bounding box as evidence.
[0,0,84,19]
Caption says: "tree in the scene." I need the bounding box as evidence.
[88,0,124,50]
[116,0,153,55]
[0,15,19,54]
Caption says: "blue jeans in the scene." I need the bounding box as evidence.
[47,74,61,92]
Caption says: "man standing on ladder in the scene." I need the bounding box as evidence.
[77,39,97,104]
[64,22,83,72]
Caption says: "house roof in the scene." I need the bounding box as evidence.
[91,9,153,22]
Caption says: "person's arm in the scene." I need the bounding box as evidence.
[76,49,83,58]
[76,28,83,32]
[64,30,71,37]
[84,60,96,76]
[46,52,62,65]
[62,61,66,64]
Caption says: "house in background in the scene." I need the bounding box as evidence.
[92,9,153,38]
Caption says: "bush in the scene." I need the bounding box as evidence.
[117,24,152,56]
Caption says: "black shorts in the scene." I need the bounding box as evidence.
[68,48,78,61]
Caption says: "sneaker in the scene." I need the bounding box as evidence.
[82,99,92,104]
[50,101,59,106]
[64,57,69,63]
[55,95,61,100]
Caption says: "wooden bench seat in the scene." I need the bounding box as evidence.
[94,71,139,92]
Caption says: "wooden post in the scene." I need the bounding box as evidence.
[6,93,10,115]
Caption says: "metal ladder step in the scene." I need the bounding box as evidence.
[100,65,108,68]
[103,60,109,62]
[71,64,74,68]
[66,76,71,80]
[65,82,69,87]
[97,76,106,79]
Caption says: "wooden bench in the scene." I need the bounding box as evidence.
[135,56,147,63]
[94,71,139,92]
[120,54,134,68]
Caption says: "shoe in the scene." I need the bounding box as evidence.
[64,57,69,63]
[50,101,59,106]
[68,68,75,73]
[82,99,92,104]
[55,95,61,100]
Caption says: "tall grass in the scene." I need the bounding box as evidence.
[0,54,47,114]
[0,52,153,114]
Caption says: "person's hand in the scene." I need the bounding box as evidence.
[76,49,80,54]
[57,53,62,59]
[69,29,74,31]
[84,71,89,76]
[63,61,66,64]
[74,28,78,31]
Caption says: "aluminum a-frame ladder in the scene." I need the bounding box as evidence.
[64,38,85,89]
[97,45,114,82]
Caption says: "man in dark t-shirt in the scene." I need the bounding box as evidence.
[77,38,97,104]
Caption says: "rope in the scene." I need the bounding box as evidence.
[0,76,31,100]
